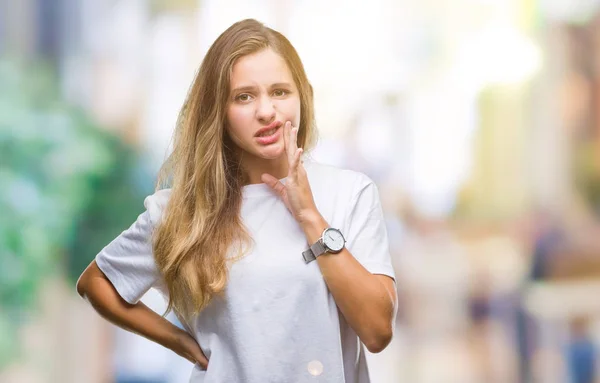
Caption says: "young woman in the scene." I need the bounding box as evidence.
[76,18,397,383]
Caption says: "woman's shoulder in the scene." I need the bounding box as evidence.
[143,188,172,225]
[304,158,374,192]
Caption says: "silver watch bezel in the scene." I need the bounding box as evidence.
[321,227,345,253]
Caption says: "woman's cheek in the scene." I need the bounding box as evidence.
[282,99,301,126]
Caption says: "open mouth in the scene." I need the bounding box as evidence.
[257,127,278,137]
[255,121,282,137]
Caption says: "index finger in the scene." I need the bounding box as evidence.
[284,121,294,165]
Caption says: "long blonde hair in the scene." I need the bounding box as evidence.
[153,19,318,319]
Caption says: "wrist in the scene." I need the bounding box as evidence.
[299,210,328,244]
[169,327,201,365]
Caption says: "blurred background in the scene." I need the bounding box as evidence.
[2,0,600,382]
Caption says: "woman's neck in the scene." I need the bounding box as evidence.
[241,155,288,185]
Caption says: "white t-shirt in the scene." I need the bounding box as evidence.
[95,159,396,383]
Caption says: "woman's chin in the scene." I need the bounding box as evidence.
[256,144,285,160]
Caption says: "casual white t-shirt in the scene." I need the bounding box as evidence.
[95,159,396,383]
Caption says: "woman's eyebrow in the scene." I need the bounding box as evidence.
[231,85,257,94]
[231,82,293,94]
[270,82,293,89]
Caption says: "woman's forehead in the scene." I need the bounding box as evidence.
[230,49,293,88]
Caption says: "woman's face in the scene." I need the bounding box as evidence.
[226,48,301,162]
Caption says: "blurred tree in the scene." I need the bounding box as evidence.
[0,59,152,368]
[150,0,198,14]
[575,142,600,216]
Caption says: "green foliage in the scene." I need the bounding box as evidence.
[574,142,600,216]
[0,59,153,368]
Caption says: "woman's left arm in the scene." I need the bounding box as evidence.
[300,212,397,353]
[262,121,397,353]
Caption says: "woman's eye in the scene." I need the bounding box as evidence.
[273,89,287,97]
[236,94,252,102]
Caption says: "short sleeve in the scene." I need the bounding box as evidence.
[344,177,396,281]
[95,191,168,304]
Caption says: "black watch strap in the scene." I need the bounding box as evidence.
[302,240,327,263]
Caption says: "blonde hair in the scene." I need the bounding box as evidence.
[153,19,318,319]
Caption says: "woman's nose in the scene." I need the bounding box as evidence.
[256,96,276,122]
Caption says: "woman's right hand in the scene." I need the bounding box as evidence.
[77,261,210,370]
[171,329,209,370]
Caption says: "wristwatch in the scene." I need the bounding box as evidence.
[302,227,346,263]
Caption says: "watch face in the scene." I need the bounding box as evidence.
[323,228,345,253]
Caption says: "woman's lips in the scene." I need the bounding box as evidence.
[255,125,282,145]
[255,121,282,137]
